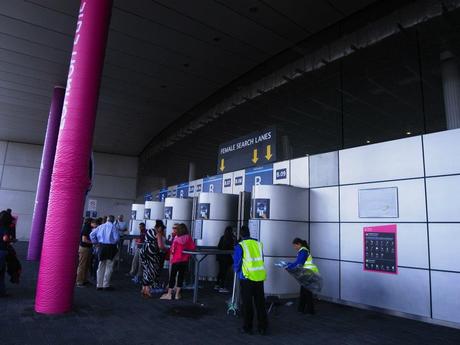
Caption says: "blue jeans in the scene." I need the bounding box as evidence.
[0,250,7,295]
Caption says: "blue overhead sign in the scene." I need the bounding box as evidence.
[158,188,168,201]
[217,127,276,174]
[245,165,273,192]
[203,175,223,193]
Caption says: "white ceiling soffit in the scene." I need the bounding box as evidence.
[0,0,375,155]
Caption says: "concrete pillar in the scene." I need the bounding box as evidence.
[441,50,460,129]
[27,86,65,261]
[35,0,113,314]
[280,135,292,160]
[188,161,196,181]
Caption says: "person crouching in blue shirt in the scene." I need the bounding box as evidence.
[286,238,316,315]
[90,215,120,291]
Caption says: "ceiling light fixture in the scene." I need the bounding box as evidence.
[366,140,371,144]
[406,131,411,135]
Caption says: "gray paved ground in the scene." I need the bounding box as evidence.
[1,242,460,345]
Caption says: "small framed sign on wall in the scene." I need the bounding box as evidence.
[358,187,399,218]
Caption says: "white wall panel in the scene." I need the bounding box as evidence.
[341,262,430,317]
[340,179,426,222]
[5,142,42,168]
[1,165,39,191]
[309,151,338,188]
[341,223,428,268]
[188,179,198,197]
[222,172,233,194]
[273,160,290,185]
[310,223,339,260]
[259,220,309,257]
[290,156,309,188]
[429,223,460,272]
[423,128,460,177]
[426,175,460,222]
[315,258,339,299]
[264,256,299,296]
[90,174,136,199]
[310,187,339,222]
[93,152,138,178]
[0,189,35,214]
[339,136,424,184]
[194,178,203,195]
[232,169,245,195]
[431,271,460,323]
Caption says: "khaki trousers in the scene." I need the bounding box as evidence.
[76,246,92,284]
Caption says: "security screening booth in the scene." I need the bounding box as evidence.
[130,203,145,235]
[144,200,165,230]
[249,184,310,297]
[193,192,239,280]
[163,197,193,239]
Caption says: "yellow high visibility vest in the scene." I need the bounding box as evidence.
[240,239,266,282]
[300,247,319,273]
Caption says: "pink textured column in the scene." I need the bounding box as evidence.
[35,0,113,314]
[27,86,65,261]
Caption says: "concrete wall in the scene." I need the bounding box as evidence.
[0,141,137,240]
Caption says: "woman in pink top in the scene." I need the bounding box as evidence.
[160,223,195,300]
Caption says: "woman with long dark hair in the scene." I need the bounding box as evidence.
[140,220,167,297]
[286,237,317,315]
[215,226,235,293]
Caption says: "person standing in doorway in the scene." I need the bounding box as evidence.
[76,218,96,287]
[215,226,235,293]
[90,215,119,291]
[233,225,268,335]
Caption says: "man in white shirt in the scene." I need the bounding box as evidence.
[90,215,120,290]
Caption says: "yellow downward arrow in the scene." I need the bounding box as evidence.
[265,145,272,160]
[219,158,225,172]
[252,149,259,164]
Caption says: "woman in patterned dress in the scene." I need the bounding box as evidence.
[139,225,161,297]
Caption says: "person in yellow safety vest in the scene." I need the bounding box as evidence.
[286,238,318,315]
[233,225,268,335]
